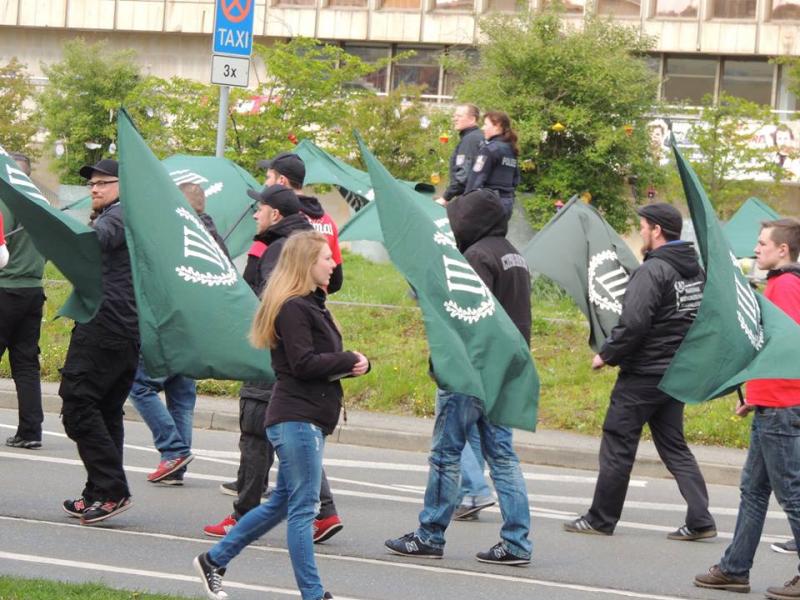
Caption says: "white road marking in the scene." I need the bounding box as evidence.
[0,517,736,600]
[0,550,370,600]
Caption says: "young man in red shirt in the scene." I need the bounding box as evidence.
[695,218,800,598]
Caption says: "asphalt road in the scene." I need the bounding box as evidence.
[0,407,796,600]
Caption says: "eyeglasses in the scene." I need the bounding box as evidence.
[86,179,119,189]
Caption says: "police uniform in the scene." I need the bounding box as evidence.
[442,125,484,202]
[464,135,520,217]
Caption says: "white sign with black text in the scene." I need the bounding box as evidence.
[211,54,250,88]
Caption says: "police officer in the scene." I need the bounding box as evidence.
[464,110,520,218]
[436,104,484,205]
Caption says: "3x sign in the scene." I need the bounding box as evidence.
[211,0,255,88]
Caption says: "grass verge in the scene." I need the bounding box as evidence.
[0,252,749,448]
[0,576,193,600]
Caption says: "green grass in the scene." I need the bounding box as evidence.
[0,251,751,448]
[0,576,195,599]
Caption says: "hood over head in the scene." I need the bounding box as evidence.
[446,189,508,253]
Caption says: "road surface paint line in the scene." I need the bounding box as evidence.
[0,528,710,600]
[0,550,369,600]
[0,420,649,487]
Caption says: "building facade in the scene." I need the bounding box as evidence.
[1,0,799,109]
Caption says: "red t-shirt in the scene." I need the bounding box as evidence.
[746,271,800,407]
[305,213,342,266]
[0,211,5,246]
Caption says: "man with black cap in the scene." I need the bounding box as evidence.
[257,152,343,293]
[564,202,716,540]
[205,184,344,544]
[1,152,46,450]
[60,158,139,525]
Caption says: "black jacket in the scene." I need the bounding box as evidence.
[600,241,705,375]
[447,190,531,343]
[443,126,484,201]
[87,201,138,340]
[464,135,520,201]
[266,290,359,435]
[243,213,313,297]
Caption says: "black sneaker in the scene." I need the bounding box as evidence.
[772,539,798,554]
[193,552,228,600]
[158,472,184,486]
[62,497,89,518]
[475,542,530,566]
[6,435,42,449]
[668,524,717,541]
[563,516,612,536]
[80,497,132,525]
[321,594,333,600]
[385,532,443,559]
[219,481,237,497]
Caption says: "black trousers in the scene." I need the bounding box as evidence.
[0,287,45,441]
[586,372,715,533]
[233,397,337,520]
[59,324,139,502]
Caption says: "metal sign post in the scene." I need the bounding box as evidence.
[211,0,256,157]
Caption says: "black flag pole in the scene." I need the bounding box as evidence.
[222,199,257,242]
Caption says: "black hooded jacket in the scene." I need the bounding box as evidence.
[446,190,531,343]
[243,213,313,297]
[600,241,705,375]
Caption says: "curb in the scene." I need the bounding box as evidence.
[0,387,743,487]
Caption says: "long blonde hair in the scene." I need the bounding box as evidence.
[250,231,329,349]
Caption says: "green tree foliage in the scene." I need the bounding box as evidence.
[672,93,782,219]
[0,58,39,158]
[351,86,452,184]
[455,10,662,231]
[38,39,141,183]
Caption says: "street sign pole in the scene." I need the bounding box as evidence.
[211,0,255,157]
[215,85,230,158]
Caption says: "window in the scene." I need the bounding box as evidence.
[777,64,798,116]
[772,0,800,19]
[543,0,584,13]
[434,0,474,9]
[344,45,390,93]
[381,0,420,8]
[663,57,716,104]
[277,0,315,6]
[487,0,524,11]
[721,60,774,105]
[329,0,368,6]
[442,48,479,96]
[654,0,698,17]
[392,47,442,95]
[711,0,756,18]
[596,0,641,17]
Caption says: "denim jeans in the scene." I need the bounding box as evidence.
[435,392,492,503]
[128,356,196,463]
[417,389,531,559]
[209,421,325,600]
[720,406,800,577]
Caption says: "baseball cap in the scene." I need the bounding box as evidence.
[247,184,300,216]
[79,158,119,179]
[636,202,683,238]
[256,152,305,186]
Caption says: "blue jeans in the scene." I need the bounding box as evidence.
[720,406,800,577]
[128,357,196,463]
[208,421,325,600]
[435,392,492,502]
[417,389,531,559]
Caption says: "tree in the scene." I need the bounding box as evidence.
[677,93,782,219]
[0,58,39,159]
[454,10,663,231]
[38,39,141,183]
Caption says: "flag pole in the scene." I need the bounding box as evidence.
[222,199,257,242]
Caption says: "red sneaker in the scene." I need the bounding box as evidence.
[147,455,194,483]
[204,514,237,538]
[313,515,343,543]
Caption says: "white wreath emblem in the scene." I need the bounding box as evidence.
[174,207,237,287]
[588,250,626,315]
[443,297,496,323]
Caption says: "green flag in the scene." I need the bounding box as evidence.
[117,109,274,382]
[357,135,539,431]
[340,192,446,243]
[722,197,780,259]
[522,197,640,353]
[659,144,800,403]
[0,147,102,322]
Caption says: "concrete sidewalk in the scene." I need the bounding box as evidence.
[0,378,748,486]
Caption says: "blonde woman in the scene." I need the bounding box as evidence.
[194,231,369,600]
